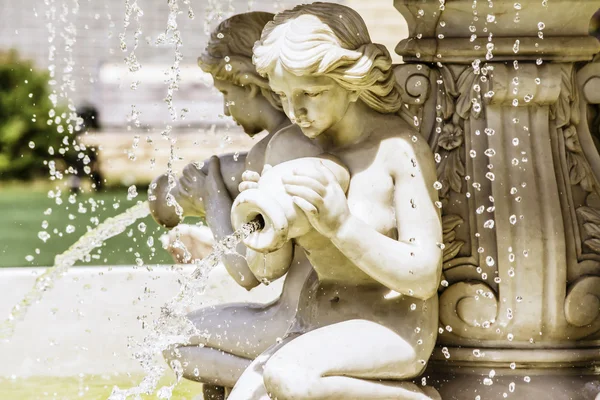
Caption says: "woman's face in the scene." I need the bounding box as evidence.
[268,64,358,139]
[213,78,262,136]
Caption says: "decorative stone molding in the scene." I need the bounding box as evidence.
[394,0,600,63]
[394,0,600,397]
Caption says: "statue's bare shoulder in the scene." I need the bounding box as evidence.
[265,124,322,166]
[373,116,437,179]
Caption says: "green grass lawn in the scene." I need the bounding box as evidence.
[0,182,183,267]
[0,373,203,399]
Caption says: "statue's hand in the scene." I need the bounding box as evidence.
[180,162,208,201]
[238,164,272,192]
[239,170,260,192]
[283,162,350,238]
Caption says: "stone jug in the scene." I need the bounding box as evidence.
[231,156,350,252]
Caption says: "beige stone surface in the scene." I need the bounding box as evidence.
[80,129,265,186]
[0,265,282,378]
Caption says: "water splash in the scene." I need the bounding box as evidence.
[108,219,262,399]
[0,201,151,340]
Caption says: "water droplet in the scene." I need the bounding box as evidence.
[512,138,520,146]
[486,256,495,266]
[38,231,51,242]
[484,148,496,157]
[433,181,443,190]
[537,22,545,30]
[484,219,495,229]
[524,376,531,383]
[487,14,496,22]
[509,215,517,224]
[127,185,138,200]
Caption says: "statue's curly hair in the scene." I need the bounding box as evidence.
[199,12,282,111]
[252,2,402,114]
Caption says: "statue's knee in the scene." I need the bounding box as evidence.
[162,344,181,365]
[403,356,428,380]
[263,357,317,400]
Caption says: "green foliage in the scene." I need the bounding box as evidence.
[0,50,91,180]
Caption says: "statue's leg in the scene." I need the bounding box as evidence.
[227,334,300,400]
[260,319,438,400]
[164,300,294,387]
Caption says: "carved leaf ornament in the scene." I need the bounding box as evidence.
[442,214,464,263]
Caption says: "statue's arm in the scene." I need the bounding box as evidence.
[245,241,294,283]
[331,138,443,300]
[200,152,248,199]
[203,156,260,290]
[148,152,247,228]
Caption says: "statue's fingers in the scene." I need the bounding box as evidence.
[282,175,326,196]
[317,162,339,184]
[238,181,259,192]
[292,167,328,185]
[207,156,222,177]
[284,184,324,208]
[183,162,206,178]
[242,170,261,183]
[292,196,318,216]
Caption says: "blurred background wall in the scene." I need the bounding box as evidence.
[0,0,405,128]
[0,0,407,185]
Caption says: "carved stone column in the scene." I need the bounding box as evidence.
[394,1,600,398]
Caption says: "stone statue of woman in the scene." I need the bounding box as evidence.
[149,12,321,400]
[226,3,443,399]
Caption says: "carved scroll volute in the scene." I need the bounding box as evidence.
[393,64,435,141]
[564,276,600,329]
[439,281,501,340]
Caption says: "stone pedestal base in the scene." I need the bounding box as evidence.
[423,367,600,399]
